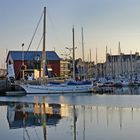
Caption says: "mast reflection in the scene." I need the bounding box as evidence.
[7,102,69,129]
[6,101,140,140]
[7,99,70,140]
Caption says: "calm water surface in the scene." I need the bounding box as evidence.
[1,87,140,140]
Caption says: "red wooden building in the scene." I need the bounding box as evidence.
[6,51,61,80]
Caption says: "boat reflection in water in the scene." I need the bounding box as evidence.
[7,97,69,140]
[96,86,140,95]
[5,97,140,140]
[114,87,140,95]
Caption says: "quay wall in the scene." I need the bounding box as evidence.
[0,80,11,93]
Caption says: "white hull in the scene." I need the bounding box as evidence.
[21,84,92,94]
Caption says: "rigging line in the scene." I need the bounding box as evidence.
[25,128,31,140]
[33,35,43,58]
[34,127,41,140]
[23,128,26,140]
[25,10,44,56]
[47,9,65,47]
[36,35,43,51]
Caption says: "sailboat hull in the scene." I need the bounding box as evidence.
[20,84,92,94]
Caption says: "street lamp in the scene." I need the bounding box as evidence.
[61,53,70,60]
[65,46,77,79]
[65,47,77,57]
[65,47,73,52]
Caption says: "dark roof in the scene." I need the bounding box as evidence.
[7,51,60,61]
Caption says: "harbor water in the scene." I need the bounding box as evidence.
[1,87,140,140]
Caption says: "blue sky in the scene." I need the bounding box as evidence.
[1,0,140,67]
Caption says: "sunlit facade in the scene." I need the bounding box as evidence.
[60,59,70,78]
[94,52,140,78]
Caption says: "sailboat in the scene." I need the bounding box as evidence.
[20,7,93,94]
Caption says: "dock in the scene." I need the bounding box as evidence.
[0,79,11,94]
[0,79,26,96]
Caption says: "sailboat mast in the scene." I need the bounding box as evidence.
[42,97,47,140]
[72,26,76,80]
[105,45,108,77]
[41,7,46,77]
[95,48,98,78]
[73,105,77,140]
[89,48,92,79]
[81,27,85,80]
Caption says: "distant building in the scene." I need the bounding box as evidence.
[75,58,94,80]
[6,51,61,80]
[94,52,140,78]
[94,62,105,78]
[105,52,140,77]
[60,59,70,78]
